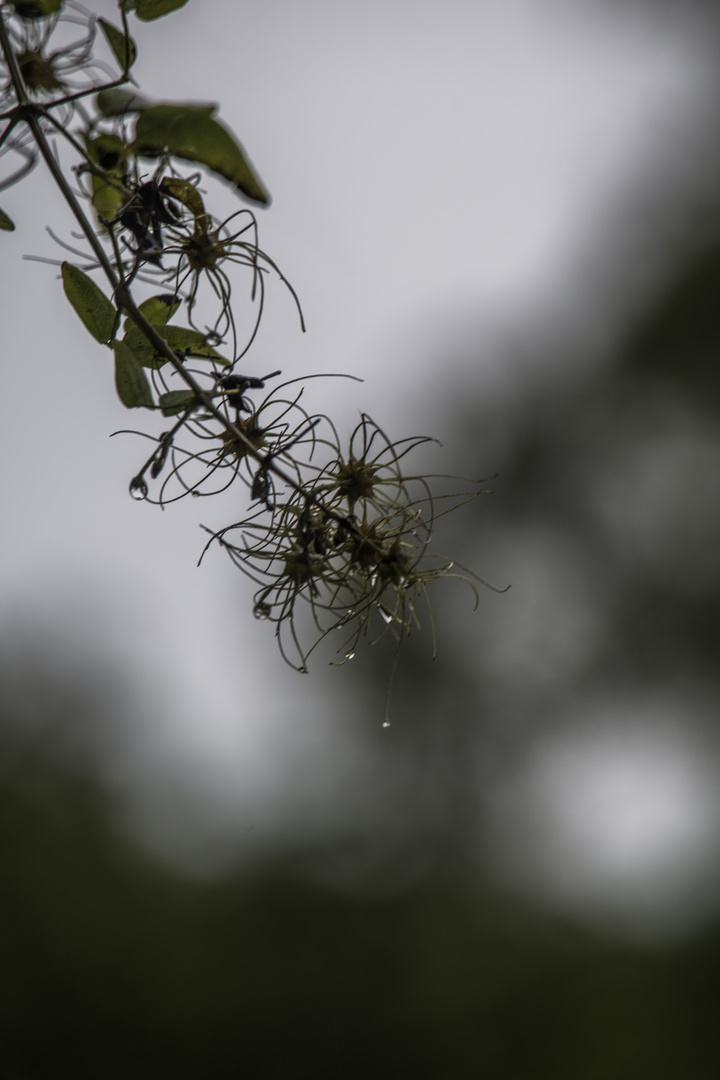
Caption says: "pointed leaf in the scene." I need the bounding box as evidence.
[112,340,154,408]
[158,389,198,417]
[99,18,137,71]
[124,0,189,20]
[0,208,15,231]
[133,106,270,205]
[61,263,116,344]
[122,294,181,336]
[162,327,229,364]
[122,322,228,369]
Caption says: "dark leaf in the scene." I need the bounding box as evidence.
[99,18,137,72]
[84,134,130,221]
[123,0,189,20]
[61,263,116,344]
[122,294,181,335]
[122,323,228,369]
[13,0,64,17]
[133,106,270,205]
[97,87,217,118]
[0,208,15,232]
[159,176,205,217]
[96,87,152,117]
[112,340,154,408]
[158,389,198,416]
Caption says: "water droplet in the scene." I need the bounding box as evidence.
[253,602,272,620]
[378,607,393,624]
[191,491,201,499]
[345,651,355,661]
[299,666,309,675]
[382,720,391,728]
[129,476,148,500]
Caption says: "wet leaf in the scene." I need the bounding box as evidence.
[112,340,154,408]
[99,18,137,71]
[158,389,198,416]
[61,262,116,344]
[0,208,15,232]
[133,106,270,205]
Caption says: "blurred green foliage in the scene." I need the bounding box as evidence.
[2,689,720,1080]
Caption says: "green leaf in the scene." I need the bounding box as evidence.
[61,263,116,344]
[84,134,130,221]
[99,18,137,71]
[96,87,153,117]
[123,294,181,335]
[159,176,207,221]
[122,294,180,340]
[158,389,198,417]
[159,176,211,235]
[163,327,230,365]
[96,87,216,119]
[84,132,128,170]
[13,0,64,17]
[133,106,270,205]
[123,0,189,20]
[122,322,228,369]
[0,208,15,231]
[112,340,154,408]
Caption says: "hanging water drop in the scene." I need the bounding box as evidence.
[129,476,148,501]
[382,720,391,728]
[253,601,272,620]
[345,650,355,661]
[378,606,393,624]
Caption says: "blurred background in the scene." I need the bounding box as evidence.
[2,0,720,1075]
